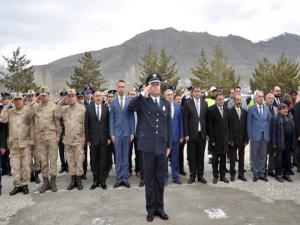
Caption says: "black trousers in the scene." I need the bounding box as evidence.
[105,142,115,177]
[187,132,206,178]
[90,144,107,184]
[267,142,276,174]
[83,144,90,175]
[129,138,140,173]
[229,145,245,177]
[179,140,186,171]
[58,138,67,169]
[1,149,11,175]
[143,152,165,215]
[212,153,226,178]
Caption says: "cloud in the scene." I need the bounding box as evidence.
[0,0,299,65]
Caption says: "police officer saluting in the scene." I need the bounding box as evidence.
[128,73,172,222]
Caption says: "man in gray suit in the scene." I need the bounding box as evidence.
[247,91,272,182]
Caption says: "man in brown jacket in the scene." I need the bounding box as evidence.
[28,86,61,193]
[0,92,33,195]
[55,89,86,190]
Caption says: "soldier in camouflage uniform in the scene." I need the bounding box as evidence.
[28,86,61,193]
[26,89,41,184]
[0,93,33,195]
[55,89,86,190]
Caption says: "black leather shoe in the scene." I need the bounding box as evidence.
[90,183,99,190]
[9,186,22,196]
[238,175,247,181]
[276,176,284,182]
[188,177,195,184]
[139,180,145,187]
[81,174,87,180]
[220,177,229,183]
[22,185,29,195]
[213,177,218,184]
[260,176,268,182]
[230,176,235,182]
[146,213,154,222]
[268,172,276,177]
[113,182,122,188]
[123,181,131,188]
[179,170,187,176]
[173,180,182,185]
[100,183,107,190]
[253,176,258,182]
[155,211,169,220]
[283,176,293,182]
[197,176,207,184]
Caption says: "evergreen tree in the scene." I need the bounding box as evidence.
[137,46,158,88]
[0,47,39,92]
[157,49,180,93]
[67,52,106,91]
[250,54,300,94]
[190,43,239,94]
[137,47,179,93]
[190,49,214,90]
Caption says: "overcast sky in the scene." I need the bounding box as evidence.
[0,0,299,65]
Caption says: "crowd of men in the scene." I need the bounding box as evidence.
[1,74,300,221]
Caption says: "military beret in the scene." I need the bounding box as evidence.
[146,73,161,85]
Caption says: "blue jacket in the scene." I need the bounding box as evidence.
[109,96,135,137]
[171,103,184,142]
[128,94,172,155]
[247,104,272,142]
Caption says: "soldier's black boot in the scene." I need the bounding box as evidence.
[76,176,83,190]
[22,185,29,195]
[67,176,76,190]
[50,176,57,192]
[39,177,50,193]
[35,171,41,184]
[9,186,22,196]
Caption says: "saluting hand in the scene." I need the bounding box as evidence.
[142,85,151,98]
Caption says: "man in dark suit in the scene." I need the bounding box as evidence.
[133,85,145,187]
[0,92,11,177]
[183,86,208,184]
[110,80,135,188]
[128,73,172,222]
[294,100,300,172]
[164,89,184,185]
[273,85,281,107]
[228,94,248,182]
[82,87,94,179]
[105,90,116,178]
[85,91,110,190]
[265,93,278,177]
[208,93,231,184]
